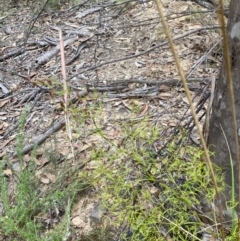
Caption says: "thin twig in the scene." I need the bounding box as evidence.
[25,0,51,44]
[59,29,75,159]
[154,0,225,239]
[69,25,220,80]
[12,90,88,158]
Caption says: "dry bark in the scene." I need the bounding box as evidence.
[208,0,240,195]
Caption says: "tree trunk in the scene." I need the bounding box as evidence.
[208,0,240,196]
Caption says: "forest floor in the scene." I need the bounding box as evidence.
[0,0,228,240]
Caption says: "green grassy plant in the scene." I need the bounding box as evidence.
[64,98,234,240]
[68,96,225,240]
[0,90,235,241]
[93,126,223,240]
[0,108,90,241]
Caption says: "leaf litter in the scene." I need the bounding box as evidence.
[0,0,225,239]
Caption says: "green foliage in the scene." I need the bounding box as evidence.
[0,87,236,240]
[0,108,90,241]
[64,98,234,240]
[16,106,29,161]
[91,122,224,240]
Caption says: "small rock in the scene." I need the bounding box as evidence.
[89,203,106,223]
[71,216,85,228]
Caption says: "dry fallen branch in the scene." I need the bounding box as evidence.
[0,48,26,62]
[13,117,66,158]
[106,86,159,98]
[75,6,103,18]
[79,77,210,92]
[13,89,88,157]
[35,37,77,65]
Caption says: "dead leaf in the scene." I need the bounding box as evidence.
[0,121,8,129]
[71,216,85,227]
[59,148,69,156]
[139,103,148,117]
[0,116,7,120]
[40,177,50,184]
[0,122,9,134]
[168,122,176,127]
[36,148,44,156]
[44,173,56,183]
[182,97,189,104]
[74,142,92,153]
[36,157,49,169]
[66,152,74,160]
[23,154,31,163]
[3,169,12,176]
[0,136,15,149]
[149,186,160,196]
[17,32,24,39]
[159,85,170,92]
[0,99,10,108]
[158,92,171,99]
[188,24,203,30]
[113,100,123,106]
